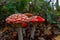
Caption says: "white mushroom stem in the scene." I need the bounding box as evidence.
[31,23,38,39]
[31,26,36,39]
[22,28,26,34]
[16,27,23,40]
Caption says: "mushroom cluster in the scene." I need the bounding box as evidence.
[5,13,46,40]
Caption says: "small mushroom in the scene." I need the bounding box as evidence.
[29,16,45,38]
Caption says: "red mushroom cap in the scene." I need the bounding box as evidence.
[6,13,29,24]
[22,23,27,28]
[29,16,45,23]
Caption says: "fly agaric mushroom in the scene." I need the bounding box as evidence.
[6,13,29,40]
[29,16,45,39]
